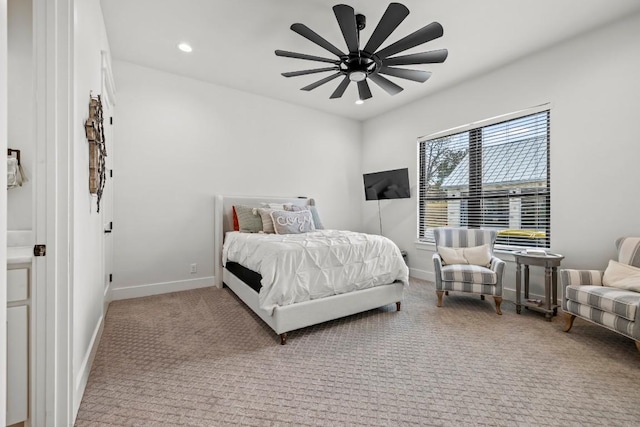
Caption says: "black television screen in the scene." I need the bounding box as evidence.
[363,168,411,200]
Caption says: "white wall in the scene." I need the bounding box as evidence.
[7,0,32,230]
[362,12,640,297]
[110,60,362,296]
[72,0,112,416]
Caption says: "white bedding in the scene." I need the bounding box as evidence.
[222,230,409,314]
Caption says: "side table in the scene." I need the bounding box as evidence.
[514,252,565,321]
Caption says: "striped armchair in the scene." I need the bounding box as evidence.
[432,228,506,314]
[561,237,640,353]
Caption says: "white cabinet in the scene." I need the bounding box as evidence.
[6,266,29,426]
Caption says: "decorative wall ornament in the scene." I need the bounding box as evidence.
[84,93,107,212]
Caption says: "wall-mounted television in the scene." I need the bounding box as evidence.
[363,168,411,200]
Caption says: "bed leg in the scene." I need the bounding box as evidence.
[280,333,287,345]
[396,301,401,311]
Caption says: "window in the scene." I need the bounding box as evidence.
[418,109,550,249]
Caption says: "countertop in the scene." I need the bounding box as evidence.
[7,246,33,265]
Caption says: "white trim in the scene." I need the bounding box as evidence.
[109,276,216,301]
[72,314,104,420]
[100,50,116,108]
[33,0,74,425]
[418,102,551,142]
[409,268,434,282]
[0,0,9,424]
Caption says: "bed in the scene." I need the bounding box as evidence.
[213,195,408,344]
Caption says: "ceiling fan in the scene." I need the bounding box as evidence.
[275,3,448,101]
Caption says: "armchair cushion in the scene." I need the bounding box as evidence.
[441,264,497,285]
[565,285,639,322]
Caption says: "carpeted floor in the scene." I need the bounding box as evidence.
[75,278,640,426]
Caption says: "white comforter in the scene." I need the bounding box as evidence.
[222,230,409,314]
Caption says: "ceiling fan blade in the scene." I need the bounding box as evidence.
[333,4,359,54]
[275,50,340,65]
[375,22,444,59]
[301,72,343,91]
[363,3,409,55]
[383,49,448,66]
[291,23,345,57]
[282,67,339,78]
[378,66,432,83]
[357,80,373,100]
[368,73,404,96]
[330,75,351,99]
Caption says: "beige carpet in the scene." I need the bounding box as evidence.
[76,279,640,426]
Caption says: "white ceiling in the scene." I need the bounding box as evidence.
[100,0,640,121]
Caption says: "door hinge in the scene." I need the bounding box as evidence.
[109,169,113,178]
[109,274,113,283]
[34,244,46,257]
[109,116,113,125]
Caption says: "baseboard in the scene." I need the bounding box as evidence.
[409,268,434,282]
[73,313,104,421]
[109,276,216,301]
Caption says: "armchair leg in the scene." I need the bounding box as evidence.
[563,313,576,332]
[493,296,503,315]
[635,341,640,354]
[436,291,444,307]
[445,291,449,296]
[480,295,485,300]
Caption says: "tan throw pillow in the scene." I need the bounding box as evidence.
[603,260,640,292]
[438,246,468,265]
[255,208,283,234]
[463,244,492,267]
[438,244,492,267]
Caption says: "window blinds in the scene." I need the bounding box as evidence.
[418,110,550,249]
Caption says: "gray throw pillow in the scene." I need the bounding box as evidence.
[270,210,316,234]
[234,205,263,233]
[286,204,324,229]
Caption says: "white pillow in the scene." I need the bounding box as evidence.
[438,246,468,265]
[438,244,492,267]
[464,244,492,267]
[603,260,640,292]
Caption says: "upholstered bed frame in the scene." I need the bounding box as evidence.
[213,195,404,344]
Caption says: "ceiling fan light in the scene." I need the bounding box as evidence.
[349,71,367,82]
[178,43,193,53]
[355,99,364,105]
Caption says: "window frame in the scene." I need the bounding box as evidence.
[417,104,551,251]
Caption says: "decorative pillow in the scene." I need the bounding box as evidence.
[464,244,492,267]
[270,210,316,234]
[438,246,468,265]
[234,205,263,233]
[603,260,640,292]
[232,206,239,231]
[286,204,324,229]
[255,208,283,234]
[438,244,492,267]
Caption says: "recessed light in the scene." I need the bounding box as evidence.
[355,99,364,105]
[178,43,193,53]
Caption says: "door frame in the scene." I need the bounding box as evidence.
[1,0,9,424]
[32,0,74,425]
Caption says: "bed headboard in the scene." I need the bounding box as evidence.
[213,195,313,288]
